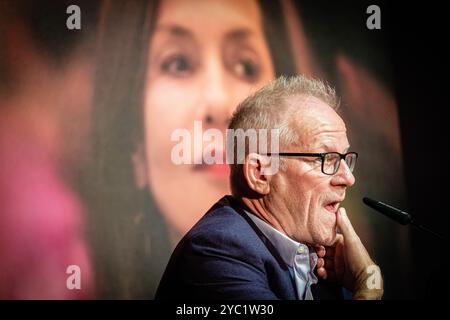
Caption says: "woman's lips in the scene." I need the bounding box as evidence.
[193,163,230,177]
[209,163,230,176]
[192,148,229,177]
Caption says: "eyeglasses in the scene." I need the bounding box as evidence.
[265,152,358,175]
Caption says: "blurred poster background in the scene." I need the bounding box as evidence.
[2,0,434,299]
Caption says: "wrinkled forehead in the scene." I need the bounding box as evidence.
[288,96,348,150]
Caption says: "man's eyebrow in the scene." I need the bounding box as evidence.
[316,144,350,152]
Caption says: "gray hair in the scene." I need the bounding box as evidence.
[227,75,339,197]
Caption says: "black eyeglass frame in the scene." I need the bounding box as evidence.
[264,152,358,175]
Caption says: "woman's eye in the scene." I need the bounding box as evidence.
[160,55,194,76]
[233,59,260,82]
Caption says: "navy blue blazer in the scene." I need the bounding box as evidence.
[155,196,343,300]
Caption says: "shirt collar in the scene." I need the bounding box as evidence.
[245,210,310,267]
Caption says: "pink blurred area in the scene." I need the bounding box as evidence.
[0,5,95,299]
[0,118,93,299]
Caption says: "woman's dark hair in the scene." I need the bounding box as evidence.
[84,0,296,299]
[259,0,297,77]
[83,0,163,299]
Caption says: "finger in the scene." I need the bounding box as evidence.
[316,267,327,280]
[314,245,326,258]
[336,207,358,243]
[333,233,344,246]
[316,258,325,269]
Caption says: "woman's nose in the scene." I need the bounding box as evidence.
[198,57,234,129]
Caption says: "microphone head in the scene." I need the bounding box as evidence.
[363,197,413,225]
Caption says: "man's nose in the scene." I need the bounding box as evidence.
[331,159,356,187]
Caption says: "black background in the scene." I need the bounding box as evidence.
[297,0,450,299]
[389,1,450,299]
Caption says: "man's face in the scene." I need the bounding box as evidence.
[269,96,355,246]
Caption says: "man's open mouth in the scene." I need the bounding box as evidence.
[324,201,341,213]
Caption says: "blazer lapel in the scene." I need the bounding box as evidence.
[225,196,298,300]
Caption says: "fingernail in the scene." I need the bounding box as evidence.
[339,207,346,216]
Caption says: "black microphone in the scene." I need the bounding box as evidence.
[363,197,447,241]
[362,197,412,225]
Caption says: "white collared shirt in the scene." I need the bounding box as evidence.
[245,210,318,300]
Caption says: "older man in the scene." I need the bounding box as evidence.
[155,75,383,300]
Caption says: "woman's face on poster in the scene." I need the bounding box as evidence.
[140,0,275,240]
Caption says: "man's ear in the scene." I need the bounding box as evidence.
[132,142,148,190]
[243,153,273,195]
